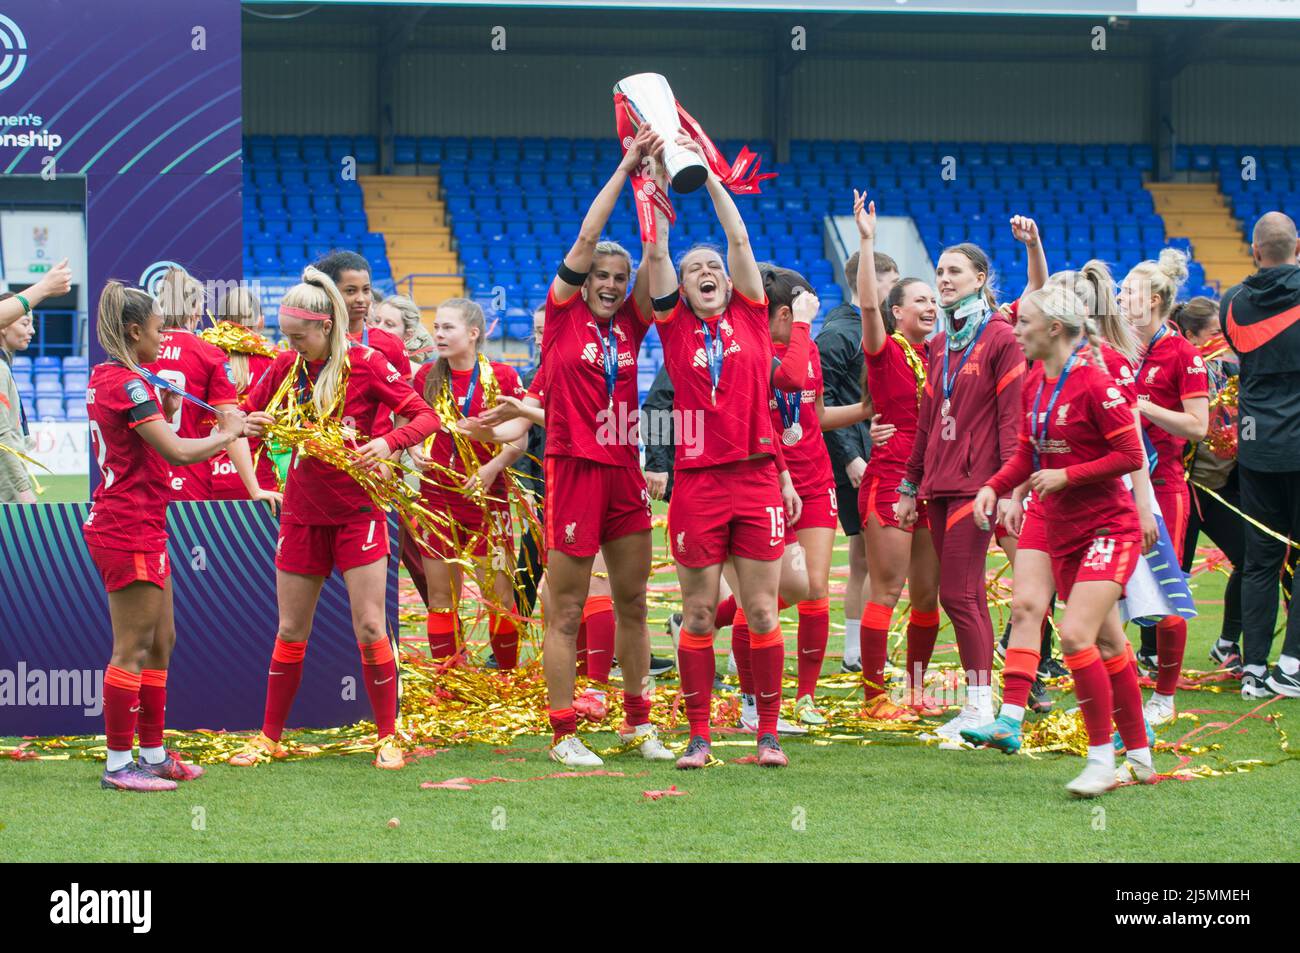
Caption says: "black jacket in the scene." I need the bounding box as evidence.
[641,363,676,501]
[511,364,546,497]
[815,302,870,484]
[1221,264,1300,472]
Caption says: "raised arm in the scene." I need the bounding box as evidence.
[1011,216,1047,295]
[1,259,72,332]
[675,136,762,303]
[854,190,887,356]
[554,126,663,303]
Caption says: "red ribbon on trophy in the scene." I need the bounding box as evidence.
[613,92,776,244]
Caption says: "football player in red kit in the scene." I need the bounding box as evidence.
[86,281,271,791]
[1120,249,1209,727]
[975,283,1151,796]
[144,268,270,505]
[647,137,801,769]
[441,126,674,768]
[964,263,1158,756]
[206,287,283,499]
[851,192,943,721]
[227,267,438,770]
[410,298,528,671]
[896,242,1026,744]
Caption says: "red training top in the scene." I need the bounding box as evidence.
[657,288,781,471]
[987,355,1144,555]
[768,329,832,495]
[83,363,171,552]
[143,329,239,499]
[529,289,650,469]
[415,359,526,507]
[241,344,437,525]
[904,311,1025,499]
[1134,325,1209,490]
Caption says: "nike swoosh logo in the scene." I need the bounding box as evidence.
[268,670,283,676]
[760,691,780,699]
[129,705,141,713]
[373,676,394,685]
[800,648,819,655]
[360,543,378,551]
[1225,298,1300,353]
[682,691,699,698]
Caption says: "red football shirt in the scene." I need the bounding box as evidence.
[1134,326,1208,489]
[414,360,526,503]
[210,351,278,496]
[768,338,833,495]
[143,329,239,499]
[991,357,1140,554]
[863,334,929,479]
[657,289,778,470]
[350,325,410,440]
[532,289,650,469]
[241,344,432,525]
[83,363,171,552]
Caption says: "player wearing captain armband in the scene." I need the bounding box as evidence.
[226,267,438,771]
[85,281,272,791]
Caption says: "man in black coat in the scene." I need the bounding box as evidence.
[815,250,897,672]
[1221,210,1300,699]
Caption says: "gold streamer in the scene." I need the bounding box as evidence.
[891,331,927,407]
[199,321,281,359]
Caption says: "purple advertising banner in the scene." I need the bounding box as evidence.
[0,1,399,736]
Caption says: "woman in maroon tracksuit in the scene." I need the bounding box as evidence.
[896,244,1026,743]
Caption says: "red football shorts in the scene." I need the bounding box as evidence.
[1052,533,1141,602]
[276,519,389,576]
[785,482,839,542]
[668,457,785,568]
[1015,498,1048,553]
[418,494,513,561]
[87,545,170,592]
[544,456,651,558]
[859,471,928,533]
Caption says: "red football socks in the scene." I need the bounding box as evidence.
[426,610,459,661]
[678,630,716,741]
[732,607,754,696]
[489,612,520,670]
[1107,647,1148,753]
[796,598,829,699]
[623,691,651,728]
[751,626,785,738]
[582,595,615,684]
[1155,616,1187,696]
[549,706,577,743]
[262,637,307,742]
[359,638,398,740]
[1065,646,1113,747]
[137,668,168,749]
[714,594,738,630]
[905,608,941,692]
[103,664,141,753]
[1002,647,1041,710]
[861,601,893,699]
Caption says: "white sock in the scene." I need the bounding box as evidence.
[139,745,166,765]
[106,748,133,771]
[1152,691,1175,705]
[741,692,756,716]
[968,684,994,712]
[1000,703,1025,722]
[843,619,861,665]
[1215,638,1238,652]
[1127,746,1153,768]
[1279,654,1299,675]
[583,687,606,699]
[1087,744,1116,766]
[1245,663,1268,677]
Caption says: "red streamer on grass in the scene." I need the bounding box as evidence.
[642,785,687,800]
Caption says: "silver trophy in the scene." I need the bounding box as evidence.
[613,72,708,194]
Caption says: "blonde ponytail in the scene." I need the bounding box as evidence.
[280,266,351,417]
[215,287,263,391]
[97,280,160,374]
[158,267,205,330]
[1045,259,1138,361]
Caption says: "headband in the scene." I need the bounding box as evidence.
[279,305,331,322]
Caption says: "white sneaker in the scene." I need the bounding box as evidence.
[1116,756,1157,785]
[931,703,987,749]
[549,735,603,768]
[1142,693,1177,727]
[737,694,808,735]
[618,723,676,761]
[1067,758,1119,798]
